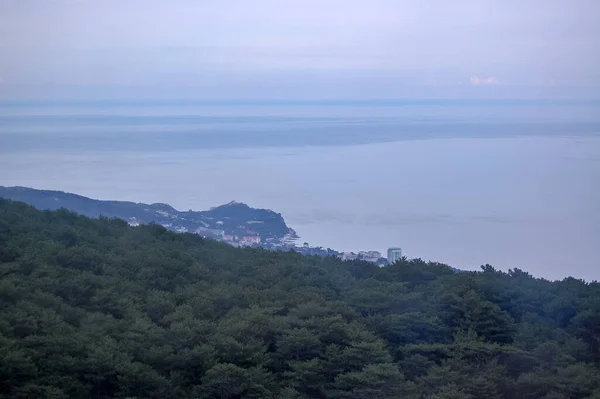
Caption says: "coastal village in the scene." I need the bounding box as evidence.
[0,187,403,266]
[136,216,401,267]
[128,213,401,266]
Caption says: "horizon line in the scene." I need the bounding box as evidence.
[1,98,600,107]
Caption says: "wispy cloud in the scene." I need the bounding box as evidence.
[470,76,499,86]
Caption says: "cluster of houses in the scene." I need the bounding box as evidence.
[127,216,400,267]
[222,234,261,246]
[340,250,383,263]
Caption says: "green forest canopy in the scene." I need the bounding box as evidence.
[0,199,599,398]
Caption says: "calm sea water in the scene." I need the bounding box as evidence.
[1,100,599,280]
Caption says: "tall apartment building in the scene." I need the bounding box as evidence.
[387,247,403,264]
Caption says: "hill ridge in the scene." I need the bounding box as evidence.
[0,185,296,246]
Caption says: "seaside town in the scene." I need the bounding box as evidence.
[119,198,405,266]
[149,218,402,267]
[0,187,405,266]
[126,208,403,266]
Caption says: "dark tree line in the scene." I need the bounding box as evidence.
[0,199,599,398]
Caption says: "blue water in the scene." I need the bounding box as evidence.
[1,100,599,280]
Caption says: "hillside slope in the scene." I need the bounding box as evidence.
[0,186,295,243]
[0,199,599,398]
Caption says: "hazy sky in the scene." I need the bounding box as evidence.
[1,0,599,99]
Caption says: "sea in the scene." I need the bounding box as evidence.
[1,99,599,281]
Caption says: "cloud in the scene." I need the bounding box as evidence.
[470,76,499,86]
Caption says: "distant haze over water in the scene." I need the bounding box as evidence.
[1,100,599,281]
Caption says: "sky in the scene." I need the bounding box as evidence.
[0,0,599,100]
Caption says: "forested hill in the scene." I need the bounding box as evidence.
[0,186,295,242]
[1,199,599,399]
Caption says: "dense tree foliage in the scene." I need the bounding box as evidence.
[1,199,599,398]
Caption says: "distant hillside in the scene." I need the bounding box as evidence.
[0,186,296,244]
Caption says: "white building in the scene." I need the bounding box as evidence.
[358,251,382,263]
[341,252,358,261]
[387,247,403,264]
